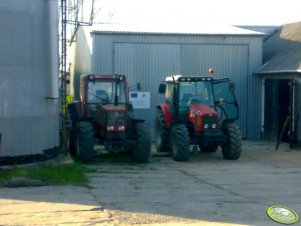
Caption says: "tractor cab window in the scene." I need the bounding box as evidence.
[179,81,214,107]
[166,83,174,101]
[87,80,126,104]
[212,79,238,121]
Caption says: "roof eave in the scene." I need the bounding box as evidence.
[255,70,301,75]
[90,30,264,36]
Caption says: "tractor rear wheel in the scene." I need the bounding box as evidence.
[170,124,190,161]
[75,121,94,162]
[221,123,242,160]
[199,145,218,153]
[66,114,76,156]
[130,123,151,163]
[154,109,170,152]
[68,130,76,156]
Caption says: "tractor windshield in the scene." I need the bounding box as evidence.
[179,81,214,108]
[87,80,126,104]
[212,79,238,121]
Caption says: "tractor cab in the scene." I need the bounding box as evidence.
[79,74,131,138]
[159,75,238,123]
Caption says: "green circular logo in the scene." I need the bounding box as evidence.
[266,206,299,225]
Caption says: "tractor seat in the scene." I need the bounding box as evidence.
[181,93,193,106]
[96,90,109,103]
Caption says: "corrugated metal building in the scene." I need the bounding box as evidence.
[70,24,263,140]
[0,0,59,159]
[256,21,301,144]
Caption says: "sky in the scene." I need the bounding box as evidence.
[91,0,301,26]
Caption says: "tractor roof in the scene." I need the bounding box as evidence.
[165,75,214,82]
[80,74,127,81]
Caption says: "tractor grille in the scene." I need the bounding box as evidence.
[203,114,218,129]
[107,111,125,124]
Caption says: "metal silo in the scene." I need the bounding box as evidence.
[0,0,59,160]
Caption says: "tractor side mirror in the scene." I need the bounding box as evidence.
[229,82,236,92]
[158,83,166,94]
[137,83,141,91]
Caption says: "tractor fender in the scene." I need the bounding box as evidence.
[157,103,173,128]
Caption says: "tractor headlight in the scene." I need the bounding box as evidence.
[118,125,125,131]
[212,123,217,129]
[107,125,114,131]
[204,124,209,129]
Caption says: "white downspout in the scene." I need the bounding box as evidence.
[48,0,59,99]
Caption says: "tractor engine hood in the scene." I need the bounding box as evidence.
[97,104,127,131]
[188,103,219,132]
[189,103,218,116]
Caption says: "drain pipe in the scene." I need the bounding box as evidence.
[47,0,59,99]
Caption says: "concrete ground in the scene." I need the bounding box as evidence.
[0,140,300,226]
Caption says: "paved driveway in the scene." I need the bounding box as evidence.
[0,141,300,225]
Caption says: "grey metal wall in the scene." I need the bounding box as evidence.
[113,43,249,137]
[114,43,181,134]
[87,32,263,139]
[0,0,59,156]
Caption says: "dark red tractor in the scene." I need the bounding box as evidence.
[155,74,242,161]
[67,74,151,163]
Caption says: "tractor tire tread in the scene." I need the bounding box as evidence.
[131,123,151,163]
[155,109,170,152]
[76,121,94,163]
[170,124,190,161]
[221,123,242,160]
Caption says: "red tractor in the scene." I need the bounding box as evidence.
[155,74,242,161]
[67,74,151,163]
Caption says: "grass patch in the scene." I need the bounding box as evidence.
[0,162,88,186]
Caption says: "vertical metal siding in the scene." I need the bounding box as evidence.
[113,43,181,136]
[91,33,263,140]
[0,0,59,156]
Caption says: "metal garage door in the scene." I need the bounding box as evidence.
[113,43,181,137]
[114,43,248,138]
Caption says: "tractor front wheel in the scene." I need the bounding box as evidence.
[154,109,170,152]
[75,121,94,162]
[131,123,151,163]
[170,124,190,161]
[221,123,242,160]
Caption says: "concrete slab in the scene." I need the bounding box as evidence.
[0,140,300,225]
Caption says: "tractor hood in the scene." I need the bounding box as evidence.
[189,103,218,116]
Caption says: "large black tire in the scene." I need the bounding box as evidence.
[221,123,242,160]
[199,145,218,153]
[154,109,170,152]
[130,123,151,163]
[170,124,190,161]
[75,121,94,163]
[66,113,76,156]
[68,130,76,156]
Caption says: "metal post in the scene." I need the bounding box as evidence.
[60,0,67,151]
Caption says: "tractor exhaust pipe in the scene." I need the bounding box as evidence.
[114,75,119,106]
